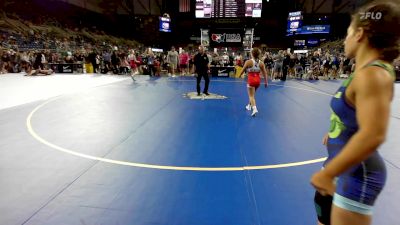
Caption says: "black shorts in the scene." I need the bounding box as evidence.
[344,65,352,73]
[314,191,333,225]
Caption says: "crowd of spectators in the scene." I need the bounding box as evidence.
[1,16,399,80]
[0,24,199,77]
[0,22,195,77]
[204,46,354,81]
[260,47,354,81]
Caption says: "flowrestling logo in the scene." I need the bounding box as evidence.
[360,12,382,20]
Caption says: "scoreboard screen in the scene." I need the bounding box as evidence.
[195,0,262,18]
[159,17,171,32]
[287,11,303,35]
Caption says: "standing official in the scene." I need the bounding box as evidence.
[192,45,210,96]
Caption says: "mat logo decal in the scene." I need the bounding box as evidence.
[183,92,227,100]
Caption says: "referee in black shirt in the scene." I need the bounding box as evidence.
[192,45,210,96]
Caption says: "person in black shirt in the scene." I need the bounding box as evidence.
[288,54,297,78]
[343,57,351,75]
[263,53,274,75]
[192,45,210,96]
[26,52,53,76]
[282,52,290,81]
[88,50,98,73]
[299,55,307,78]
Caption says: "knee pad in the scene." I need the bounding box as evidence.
[314,191,333,225]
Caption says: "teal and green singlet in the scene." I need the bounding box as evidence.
[326,60,395,209]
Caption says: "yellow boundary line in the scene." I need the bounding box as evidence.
[26,81,328,171]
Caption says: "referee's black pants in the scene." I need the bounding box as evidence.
[196,71,210,94]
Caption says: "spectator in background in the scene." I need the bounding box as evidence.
[74,50,84,63]
[288,53,297,78]
[235,52,243,67]
[154,53,161,76]
[394,57,400,70]
[282,51,291,81]
[188,54,195,75]
[322,53,332,80]
[111,50,120,74]
[33,52,44,71]
[88,50,98,73]
[221,52,229,66]
[263,52,273,76]
[102,50,111,74]
[20,51,31,72]
[331,54,339,79]
[179,49,189,75]
[26,52,53,76]
[311,51,321,80]
[128,49,139,75]
[51,52,60,63]
[1,49,11,74]
[145,47,156,76]
[119,53,130,75]
[65,51,74,63]
[272,50,284,81]
[167,46,179,77]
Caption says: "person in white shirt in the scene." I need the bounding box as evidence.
[167,46,179,76]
